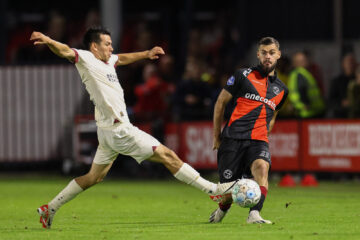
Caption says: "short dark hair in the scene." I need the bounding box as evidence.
[258,37,280,49]
[83,26,111,50]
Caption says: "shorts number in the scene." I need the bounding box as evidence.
[259,150,270,159]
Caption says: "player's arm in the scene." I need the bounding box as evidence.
[213,89,233,150]
[115,46,165,66]
[268,110,278,135]
[30,31,75,62]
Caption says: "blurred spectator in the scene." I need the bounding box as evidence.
[133,63,174,122]
[211,73,235,120]
[5,24,34,64]
[186,29,206,61]
[347,65,360,118]
[201,21,224,68]
[120,22,165,108]
[304,49,325,96]
[288,51,325,118]
[328,53,357,118]
[121,21,161,53]
[173,58,212,121]
[158,55,177,83]
[276,56,295,118]
[68,9,101,49]
[15,11,68,64]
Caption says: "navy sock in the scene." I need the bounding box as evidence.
[250,186,267,212]
[219,202,232,212]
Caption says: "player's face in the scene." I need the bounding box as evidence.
[94,34,113,62]
[257,43,281,74]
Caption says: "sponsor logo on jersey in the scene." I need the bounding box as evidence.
[227,76,235,85]
[106,73,119,83]
[244,93,276,110]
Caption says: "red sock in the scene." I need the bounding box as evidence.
[250,186,267,212]
[260,186,268,197]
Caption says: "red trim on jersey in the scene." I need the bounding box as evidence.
[247,71,267,96]
[247,71,270,142]
[72,49,79,63]
[269,90,285,109]
[251,105,268,141]
[228,97,262,127]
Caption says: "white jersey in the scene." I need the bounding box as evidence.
[73,49,130,127]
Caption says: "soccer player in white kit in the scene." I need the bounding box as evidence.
[30,27,237,229]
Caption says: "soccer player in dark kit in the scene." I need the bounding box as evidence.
[209,37,288,224]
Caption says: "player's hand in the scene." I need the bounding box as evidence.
[30,31,50,45]
[148,46,165,60]
[212,137,221,150]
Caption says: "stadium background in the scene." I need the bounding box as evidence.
[2,1,360,240]
[1,0,360,179]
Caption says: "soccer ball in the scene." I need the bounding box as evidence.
[232,179,261,208]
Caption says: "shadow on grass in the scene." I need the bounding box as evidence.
[105,221,242,228]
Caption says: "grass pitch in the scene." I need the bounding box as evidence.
[0,176,359,240]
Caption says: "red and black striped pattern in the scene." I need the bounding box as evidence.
[222,66,288,143]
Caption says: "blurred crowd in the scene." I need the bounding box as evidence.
[5,10,360,125]
[277,51,360,119]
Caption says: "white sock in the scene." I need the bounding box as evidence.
[174,163,217,194]
[48,179,83,212]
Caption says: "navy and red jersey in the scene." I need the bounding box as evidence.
[222,66,288,143]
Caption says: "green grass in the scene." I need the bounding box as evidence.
[0,176,359,240]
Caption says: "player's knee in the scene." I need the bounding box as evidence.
[252,160,269,175]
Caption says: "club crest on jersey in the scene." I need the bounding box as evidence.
[273,86,280,95]
[227,76,235,85]
[223,169,233,179]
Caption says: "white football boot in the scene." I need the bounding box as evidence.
[209,208,228,223]
[214,180,239,195]
[246,210,272,224]
[37,204,56,229]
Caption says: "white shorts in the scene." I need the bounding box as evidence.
[93,122,160,165]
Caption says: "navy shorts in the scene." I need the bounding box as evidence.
[217,138,271,183]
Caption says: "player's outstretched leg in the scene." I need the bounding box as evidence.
[37,162,112,229]
[148,144,238,195]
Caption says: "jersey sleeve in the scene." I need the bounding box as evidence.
[223,69,243,96]
[72,49,92,65]
[276,85,289,111]
[108,54,119,67]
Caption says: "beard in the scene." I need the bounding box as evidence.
[259,61,277,75]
